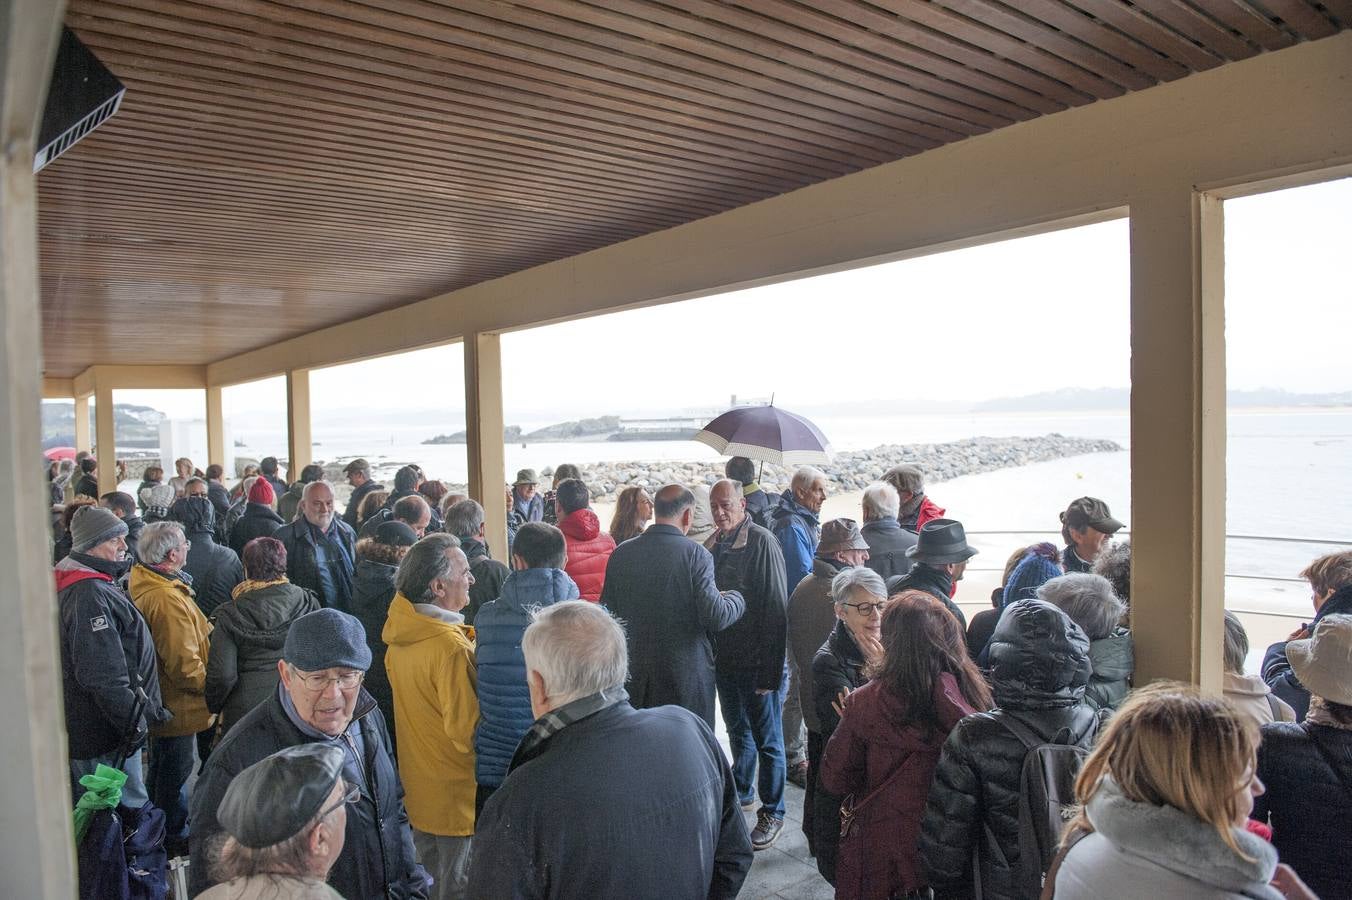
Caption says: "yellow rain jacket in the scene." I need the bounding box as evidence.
[129,564,214,737]
[382,592,478,836]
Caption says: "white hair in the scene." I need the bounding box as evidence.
[830,566,887,605]
[139,521,186,565]
[302,480,333,500]
[1037,573,1126,640]
[861,482,900,522]
[522,601,628,708]
[791,466,827,493]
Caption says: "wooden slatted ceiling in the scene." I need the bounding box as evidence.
[38,0,1348,377]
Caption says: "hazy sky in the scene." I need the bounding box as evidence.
[111,177,1349,421]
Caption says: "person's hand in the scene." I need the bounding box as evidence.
[1270,864,1318,899]
[1287,624,1311,642]
[831,687,851,718]
[857,632,884,666]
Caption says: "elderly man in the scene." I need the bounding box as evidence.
[276,481,358,610]
[190,608,429,898]
[384,465,444,534]
[382,535,480,899]
[891,518,974,627]
[342,458,384,529]
[860,481,916,580]
[360,493,433,541]
[468,601,753,898]
[1059,495,1125,573]
[130,520,215,857]
[726,456,772,529]
[444,498,508,624]
[884,464,946,534]
[56,506,169,810]
[706,478,789,849]
[199,745,348,899]
[99,490,145,561]
[600,484,745,728]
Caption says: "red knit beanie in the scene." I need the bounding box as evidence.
[248,477,275,505]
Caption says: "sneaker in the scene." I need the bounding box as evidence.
[751,812,784,850]
[786,759,809,788]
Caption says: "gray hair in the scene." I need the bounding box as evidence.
[1037,573,1125,640]
[522,601,628,708]
[444,499,485,539]
[301,480,333,501]
[883,464,924,495]
[1092,539,1132,604]
[1223,611,1250,675]
[791,466,827,494]
[830,566,887,605]
[395,533,459,603]
[861,482,899,522]
[139,521,186,565]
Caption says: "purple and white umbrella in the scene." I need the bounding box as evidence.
[694,404,833,469]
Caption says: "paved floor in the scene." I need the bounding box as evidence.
[738,782,834,900]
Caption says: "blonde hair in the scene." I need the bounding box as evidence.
[1070,682,1258,858]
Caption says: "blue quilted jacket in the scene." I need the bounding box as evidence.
[472,567,579,787]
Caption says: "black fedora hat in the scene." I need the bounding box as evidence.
[906,518,979,564]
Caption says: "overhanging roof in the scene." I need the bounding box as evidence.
[38,0,1350,378]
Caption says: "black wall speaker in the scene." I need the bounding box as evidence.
[35,27,125,173]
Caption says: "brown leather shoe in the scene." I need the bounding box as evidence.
[786,759,809,788]
[751,812,784,850]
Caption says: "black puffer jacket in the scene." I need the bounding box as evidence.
[348,557,400,749]
[176,497,244,617]
[1253,720,1352,900]
[228,502,283,557]
[920,599,1101,900]
[204,581,320,732]
[461,537,508,625]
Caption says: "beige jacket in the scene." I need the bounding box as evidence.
[197,875,343,899]
[1224,672,1297,728]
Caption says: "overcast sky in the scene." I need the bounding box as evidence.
[111,177,1349,421]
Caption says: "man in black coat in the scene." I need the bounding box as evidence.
[173,495,244,618]
[341,457,384,530]
[190,608,430,898]
[379,465,443,534]
[705,478,789,850]
[275,481,357,610]
[468,601,752,899]
[888,518,975,629]
[599,484,745,729]
[98,490,145,561]
[444,498,509,624]
[55,505,170,807]
[860,481,916,581]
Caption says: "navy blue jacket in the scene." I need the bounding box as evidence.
[469,701,752,899]
[600,524,745,729]
[770,490,820,593]
[1263,584,1352,720]
[473,567,579,788]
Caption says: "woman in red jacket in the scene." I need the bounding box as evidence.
[555,478,617,602]
[821,590,992,900]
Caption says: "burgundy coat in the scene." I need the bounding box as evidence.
[820,672,976,900]
[559,508,617,602]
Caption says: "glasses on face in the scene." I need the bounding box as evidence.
[318,780,362,819]
[843,601,886,616]
[294,669,364,692]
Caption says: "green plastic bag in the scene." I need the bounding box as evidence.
[73,763,127,843]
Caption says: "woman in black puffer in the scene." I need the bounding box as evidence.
[919,598,1103,900]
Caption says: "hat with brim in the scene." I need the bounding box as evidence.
[514,468,539,485]
[1063,496,1124,535]
[1288,614,1352,706]
[906,518,979,564]
[818,518,870,554]
[343,458,370,475]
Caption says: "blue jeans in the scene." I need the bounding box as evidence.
[71,750,148,809]
[716,668,786,819]
[148,734,196,840]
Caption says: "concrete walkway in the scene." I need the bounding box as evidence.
[738,781,834,899]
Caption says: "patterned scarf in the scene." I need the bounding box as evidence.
[507,687,628,773]
[231,577,289,601]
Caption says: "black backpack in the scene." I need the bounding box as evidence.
[978,713,1099,899]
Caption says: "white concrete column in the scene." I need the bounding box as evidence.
[206,384,226,468]
[0,0,76,895]
[1128,186,1227,691]
[286,368,312,478]
[73,393,91,453]
[94,381,116,496]
[464,333,508,559]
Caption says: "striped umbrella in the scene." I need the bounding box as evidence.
[694,404,832,469]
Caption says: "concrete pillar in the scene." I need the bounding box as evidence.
[73,394,91,452]
[206,384,225,467]
[1128,186,1227,691]
[94,382,116,496]
[0,0,76,895]
[286,368,312,478]
[464,333,508,559]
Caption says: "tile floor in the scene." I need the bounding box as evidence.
[739,781,834,899]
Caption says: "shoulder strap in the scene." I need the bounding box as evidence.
[998,712,1046,750]
[1039,825,1090,900]
[852,742,931,814]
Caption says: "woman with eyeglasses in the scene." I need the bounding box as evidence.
[821,590,993,900]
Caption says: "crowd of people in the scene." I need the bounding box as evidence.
[49,450,1350,899]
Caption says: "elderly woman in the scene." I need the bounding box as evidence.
[1039,573,1133,711]
[804,565,887,884]
[206,537,320,735]
[1223,611,1295,727]
[609,485,653,545]
[201,744,349,899]
[1264,549,1352,720]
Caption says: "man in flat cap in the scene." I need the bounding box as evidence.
[342,458,384,530]
[190,608,430,898]
[199,744,350,899]
[1059,496,1125,573]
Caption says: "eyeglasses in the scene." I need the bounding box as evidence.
[317,781,362,820]
[842,601,886,616]
[293,669,364,692]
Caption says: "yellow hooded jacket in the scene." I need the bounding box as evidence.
[129,564,214,737]
[382,592,478,836]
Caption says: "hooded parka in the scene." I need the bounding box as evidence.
[559,508,617,601]
[204,579,320,732]
[177,497,245,617]
[382,593,479,837]
[229,502,284,557]
[919,599,1102,900]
